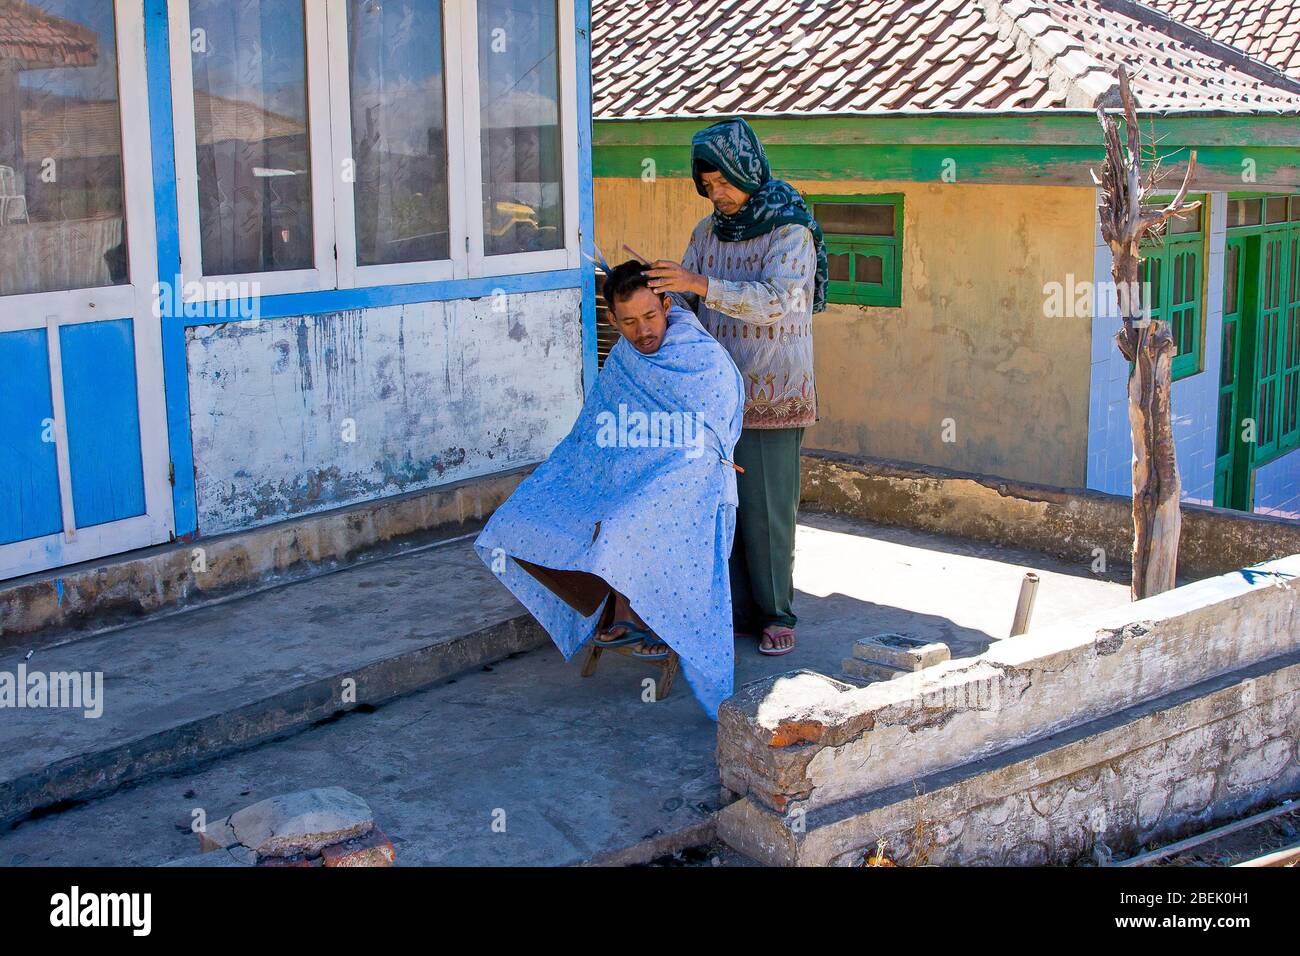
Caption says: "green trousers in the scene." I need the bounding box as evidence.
[729,427,804,632]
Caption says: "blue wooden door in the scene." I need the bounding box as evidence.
[0,1,173,580]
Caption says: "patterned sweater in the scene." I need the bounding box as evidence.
[675,217,817,430]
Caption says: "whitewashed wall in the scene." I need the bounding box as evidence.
[186,289,584,535]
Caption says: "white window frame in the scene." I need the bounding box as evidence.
[0,0,174,580]
[324,0,467,288]
[168,0,338,297]
[459,0,580,278]
[167,0,579,300]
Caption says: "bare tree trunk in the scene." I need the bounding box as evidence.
[1093,67,1199,600]
[1116,311,1181,596]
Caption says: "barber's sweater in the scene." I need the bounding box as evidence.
[675,217,817,430]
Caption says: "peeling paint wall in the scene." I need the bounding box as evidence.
[186,289,583,535]
[595,177,1095,487]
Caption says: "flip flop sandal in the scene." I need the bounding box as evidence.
[631,635,671,661]
[759,627,796,657]
[593,620,649,648]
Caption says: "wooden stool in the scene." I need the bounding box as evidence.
[581,640,679,701]
[580,593,679,701]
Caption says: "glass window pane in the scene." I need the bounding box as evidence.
[1265,196,1288,224]
[1173,250,1196,305]
[189,0,313,276]
[814,202,894,237]
[347,0,449,266]
[1227,198,1261,228]
[0,0,127,297]
[827,250,849,282]
[1169,206,1200,234]
[1221,320,1236,384]
[1290,196,1300,222]
[1217,391,1232,457]
[478,0,563,257]
[1225,245,1239,315]
[1144,256,1162,312]
[854,252,884,284]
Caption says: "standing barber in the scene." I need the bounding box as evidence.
[646,117,827,657]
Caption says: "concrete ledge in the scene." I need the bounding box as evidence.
[718,652,1300,866]
[800,450,1300,581]
[582,818,718,867]
[0,467,530,647]
[0,612,546,829]
[717,551,1300,819]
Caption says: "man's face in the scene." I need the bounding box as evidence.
[699,170,750,216]
[609,286,670,354]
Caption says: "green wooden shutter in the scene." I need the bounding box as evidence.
[1215,238,1249,509]
[1253,234,1285,461]
[1169,241,1201,380]
[811,194,903,307]
[1279,226,1300,451]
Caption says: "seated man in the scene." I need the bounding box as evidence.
[474,260,745,718]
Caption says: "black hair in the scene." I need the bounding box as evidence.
[602,259,654,311]
[694,158,719,175]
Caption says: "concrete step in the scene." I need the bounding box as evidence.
[0,538,544,829]
[0,468,527,649]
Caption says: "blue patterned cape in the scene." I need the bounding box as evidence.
[474,306,745,718]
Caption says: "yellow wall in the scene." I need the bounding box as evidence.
[595,177,1097,488]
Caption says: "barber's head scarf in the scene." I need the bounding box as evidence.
[690,117,828,313]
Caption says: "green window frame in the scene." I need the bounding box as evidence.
[1139,195,1205,381]
[807,193,903,307]
[1226,194,1300,468]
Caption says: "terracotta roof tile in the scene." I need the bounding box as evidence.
[1143,0,1300,81]
[0,0,98,68]
[592,0,1300,118]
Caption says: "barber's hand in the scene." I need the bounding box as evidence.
[645,260,708,297]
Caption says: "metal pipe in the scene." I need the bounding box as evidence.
[1009,572,1039,637]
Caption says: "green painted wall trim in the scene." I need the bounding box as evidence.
[595,116,1300,187]
[595,114,1300,148]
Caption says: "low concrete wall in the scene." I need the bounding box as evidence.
[801,450,1300,581]
[715,551,1300,865]
[720,654,1300,866]
[0,468,529,646]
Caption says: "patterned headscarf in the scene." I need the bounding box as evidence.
[691,117,828,313]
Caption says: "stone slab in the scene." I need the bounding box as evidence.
[851,633,950,670]
[229,787,373,859]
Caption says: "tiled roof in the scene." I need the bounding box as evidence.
[1142,0,1300,82]
[0,0,98,69]
[592,0,1300,118]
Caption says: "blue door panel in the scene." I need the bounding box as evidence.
[0,328,63,546]
[60,318,147,529]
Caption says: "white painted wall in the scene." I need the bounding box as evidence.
[1087,191,1226,507]
[187,289,584,535]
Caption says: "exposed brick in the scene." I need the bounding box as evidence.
[321,828,396,867]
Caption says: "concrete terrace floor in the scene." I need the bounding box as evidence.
[0,510,1127,866]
